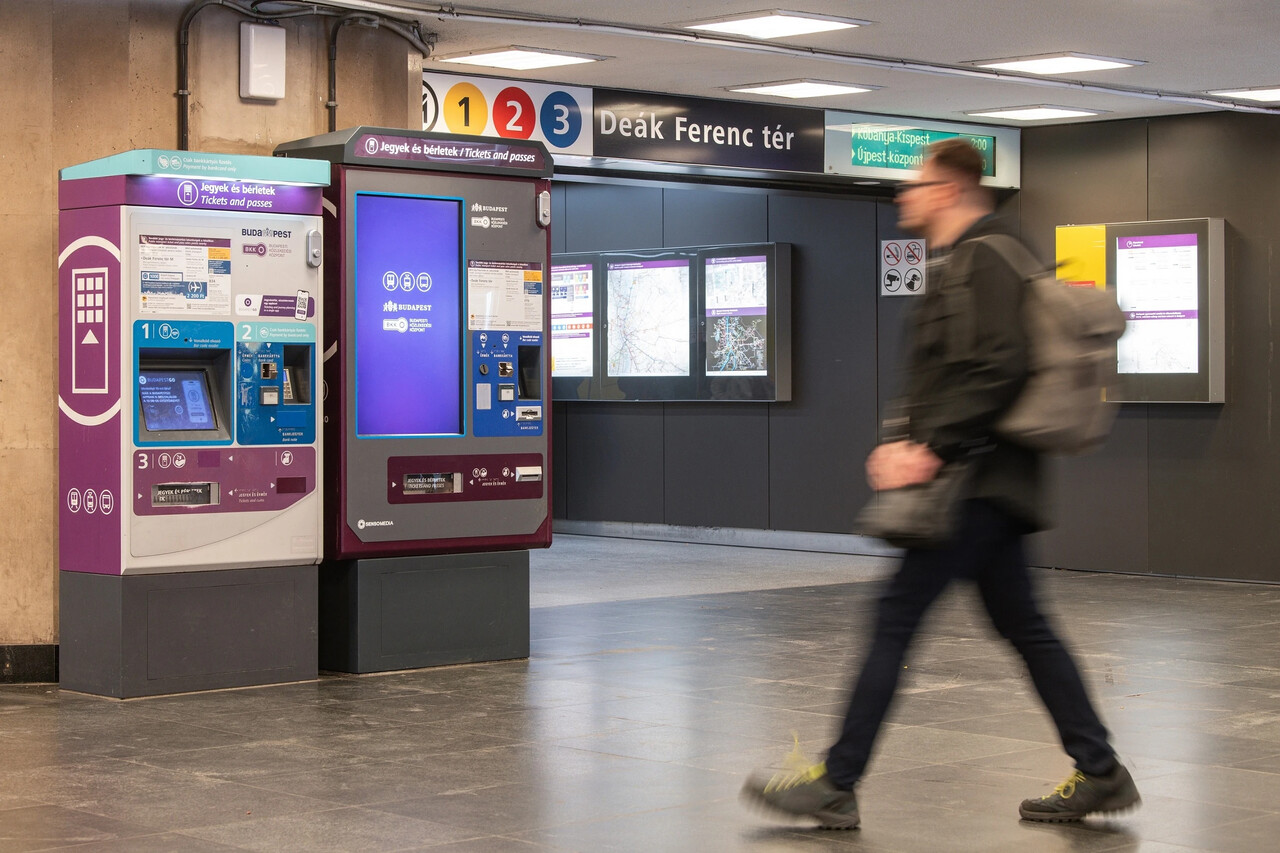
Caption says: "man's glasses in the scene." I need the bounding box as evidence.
[895,180,951,196]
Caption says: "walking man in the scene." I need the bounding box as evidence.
[741,138,1140,829]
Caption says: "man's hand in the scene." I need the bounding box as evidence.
[866,441,944,491]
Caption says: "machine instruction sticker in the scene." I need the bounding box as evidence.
[467,260,543,331]
[138,235,231,315]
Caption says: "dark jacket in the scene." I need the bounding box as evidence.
[900,214,1045,530]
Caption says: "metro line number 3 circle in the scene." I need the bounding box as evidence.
[440,82,583,147]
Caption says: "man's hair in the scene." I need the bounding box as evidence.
[926,138,984,187]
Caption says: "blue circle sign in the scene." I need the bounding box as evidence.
[539,90,582,148]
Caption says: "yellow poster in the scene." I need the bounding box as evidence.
[1055,224,1107,290]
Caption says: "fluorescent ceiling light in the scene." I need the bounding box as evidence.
[685,11,866,39]
[730,79,875,98]
[438,47,601,71]
[967,106,1100,121]
[1208,86,1280,102]
[973,53,1142,75]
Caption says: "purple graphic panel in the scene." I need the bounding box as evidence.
[59,204,123,575]
[132,446,315,516]
[1117,233,1197,250]
[355,193,464,437]
[355,133,547,173]
[60,175,322,215]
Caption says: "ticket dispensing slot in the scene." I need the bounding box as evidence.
[282,345,312,406]
[136,352,232,444]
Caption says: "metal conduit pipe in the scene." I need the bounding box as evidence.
[407,3,1280,117]
[178,0,433,150]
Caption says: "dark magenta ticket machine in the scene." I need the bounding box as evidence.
[275,128,552,672]
[57,150,331,697]
[276,128,553,559]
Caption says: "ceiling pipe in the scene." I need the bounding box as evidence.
[319,1,1280,118]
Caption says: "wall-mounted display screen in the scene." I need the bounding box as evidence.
[550,243,790,402]
[1114,233,1199,375]
[704,255,768,377]
[606,258,691,378]
[139,369,217,431]
[1059,218,1224,404]
[355,192,464,436]
[550,261,594,378]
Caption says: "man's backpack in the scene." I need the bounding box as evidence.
[948,234,1128,455]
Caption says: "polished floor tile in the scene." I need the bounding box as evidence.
[4,535,1280,850]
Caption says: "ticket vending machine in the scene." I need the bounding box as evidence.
[275,128,552,672]
[57,150,330,697]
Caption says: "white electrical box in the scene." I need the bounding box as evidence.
[240,22,286,101]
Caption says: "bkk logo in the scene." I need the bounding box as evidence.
[243,243,267,256]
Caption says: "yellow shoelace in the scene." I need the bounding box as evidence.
[763,761,827,794]
[1046,770,1086,800]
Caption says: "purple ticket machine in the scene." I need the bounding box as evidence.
[57,150,331,697]
[275,128,553,673]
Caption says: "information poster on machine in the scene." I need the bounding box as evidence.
[137,235,231,315]
[550,262,594,377]
[705,255,768,376]
[606,259,690,377]
[1114,233,1199,374]
[467,260,543,332]
[355,193,463,436]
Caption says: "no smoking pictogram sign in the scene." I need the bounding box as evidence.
[880,239,928,298]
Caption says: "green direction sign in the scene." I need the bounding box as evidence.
[851,127,996,176]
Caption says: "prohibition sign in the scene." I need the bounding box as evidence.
[883,243,902,265]
[905,242,924,264]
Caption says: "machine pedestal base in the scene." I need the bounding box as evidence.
[318,551,530,674]
[59,566,318,699]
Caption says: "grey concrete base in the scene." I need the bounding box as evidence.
[552,519,901,557]
[318,551,530,674]
[58,566,317,699]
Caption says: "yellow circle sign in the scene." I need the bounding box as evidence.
[443,83,488,135]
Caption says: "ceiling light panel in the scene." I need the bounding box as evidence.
[684,10,868,39]
[1209,87,1280,102]
[967,106,1101,121]
[730,80,875,98]
[974,53,1143,75]
[438,47,601,71]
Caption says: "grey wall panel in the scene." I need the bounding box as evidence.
[551,401,568,519]
[1019,121,1152,575]
[550,183,567,255]
[658,187,770,528]
[563,183,664,252]
[1030,407,1149,573]
[766,192,880,533]
[664,403,770,528]
[565,402,666,522]
[1019,120,1149,260]
[875,200,915,423]
[662,185,768,246]
[1144,113,1280,582]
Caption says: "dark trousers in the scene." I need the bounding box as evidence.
[826,499,1115,787]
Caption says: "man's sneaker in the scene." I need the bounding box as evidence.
[741,762,860,829]
[1019,763,1141,822]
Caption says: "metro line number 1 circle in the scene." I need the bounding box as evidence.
[443,82,487,135]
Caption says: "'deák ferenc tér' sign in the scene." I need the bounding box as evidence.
[591,89,825,174]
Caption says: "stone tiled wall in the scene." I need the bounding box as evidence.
[0,0,421,646]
